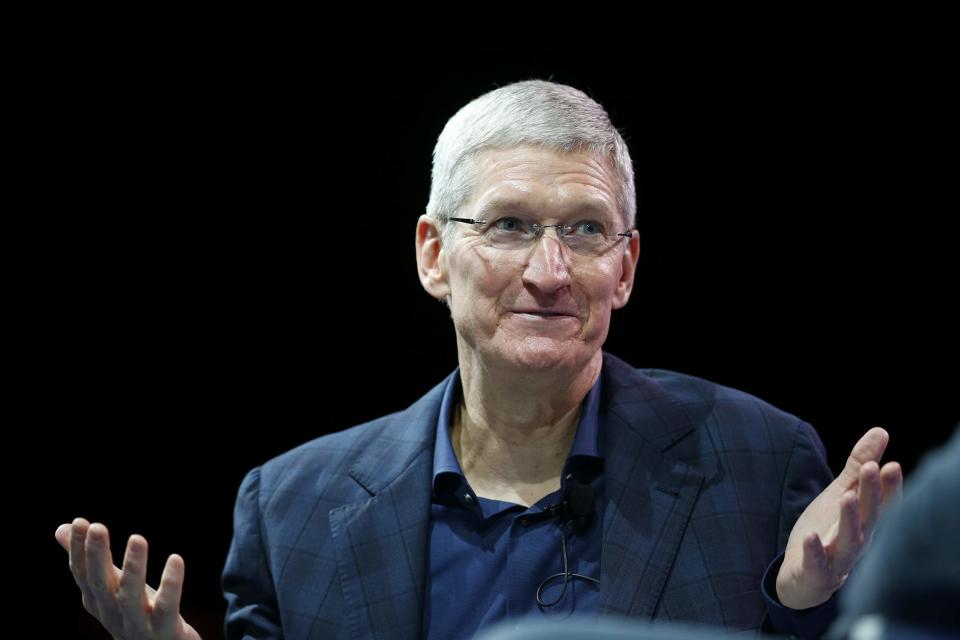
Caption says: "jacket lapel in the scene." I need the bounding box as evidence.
[329,377,448,640]
[599,354,706,618]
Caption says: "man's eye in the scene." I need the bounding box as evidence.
[493,217,526,232]
[575,221,605,236]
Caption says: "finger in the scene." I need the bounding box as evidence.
[69,518,91,581]
[839,427,889,484]
[801,532,829,574]
[85,523,118,600]
[880,461,903,506]
[116,534,150,631]
[152,554,186,634]
[55,523,72,551]
[857,461,882,535]
[67,518,102,615]
[831,490,863,573]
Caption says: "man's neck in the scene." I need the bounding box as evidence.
[451,351,602,507]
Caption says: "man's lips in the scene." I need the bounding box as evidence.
[509,310,578,318]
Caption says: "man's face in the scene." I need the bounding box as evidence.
[418,145,640,374]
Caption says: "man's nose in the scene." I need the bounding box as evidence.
[521,228,573,294]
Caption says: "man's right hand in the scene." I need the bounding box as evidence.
[56,518,202,640]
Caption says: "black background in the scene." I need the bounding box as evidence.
[22,20,957,639]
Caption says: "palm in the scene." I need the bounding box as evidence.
[776,427,902,609]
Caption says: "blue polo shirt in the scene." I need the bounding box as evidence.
[423,370,604,640]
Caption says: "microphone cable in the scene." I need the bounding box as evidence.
[535,480,600,610]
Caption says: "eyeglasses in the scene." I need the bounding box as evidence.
[450,216,633,257]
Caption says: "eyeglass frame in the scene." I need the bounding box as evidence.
[449,216,634,256]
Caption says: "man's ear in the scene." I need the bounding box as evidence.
[416,215,451,301]
[612,230,641,310]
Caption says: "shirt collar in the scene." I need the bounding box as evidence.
[432,368,604,495]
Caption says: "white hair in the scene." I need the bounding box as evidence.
[426,80,636,241]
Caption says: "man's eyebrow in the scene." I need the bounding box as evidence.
[475,198,616,221]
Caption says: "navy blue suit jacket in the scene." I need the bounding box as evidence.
[222,353,834,639]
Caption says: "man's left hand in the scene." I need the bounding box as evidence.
[776,426,903,610]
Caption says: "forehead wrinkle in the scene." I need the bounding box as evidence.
[486,150,612,181]
[474,194,617,225]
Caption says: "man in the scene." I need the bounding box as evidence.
[56,80,902,640]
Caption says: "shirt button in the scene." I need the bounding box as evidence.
[464,493,474,504]
[518,518,529,527]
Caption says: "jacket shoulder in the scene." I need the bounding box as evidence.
[251,373,449,497]
[603,352,819,452]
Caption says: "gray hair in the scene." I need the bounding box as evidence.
[426,80,636,241]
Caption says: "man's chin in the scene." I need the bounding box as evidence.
[499,337,587,372]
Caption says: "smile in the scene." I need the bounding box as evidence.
[509,311,578,320]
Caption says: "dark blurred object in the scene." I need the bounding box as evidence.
[478,618,755,640]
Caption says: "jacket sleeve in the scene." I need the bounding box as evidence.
[222,466,284,639]
[760,420,839,639]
